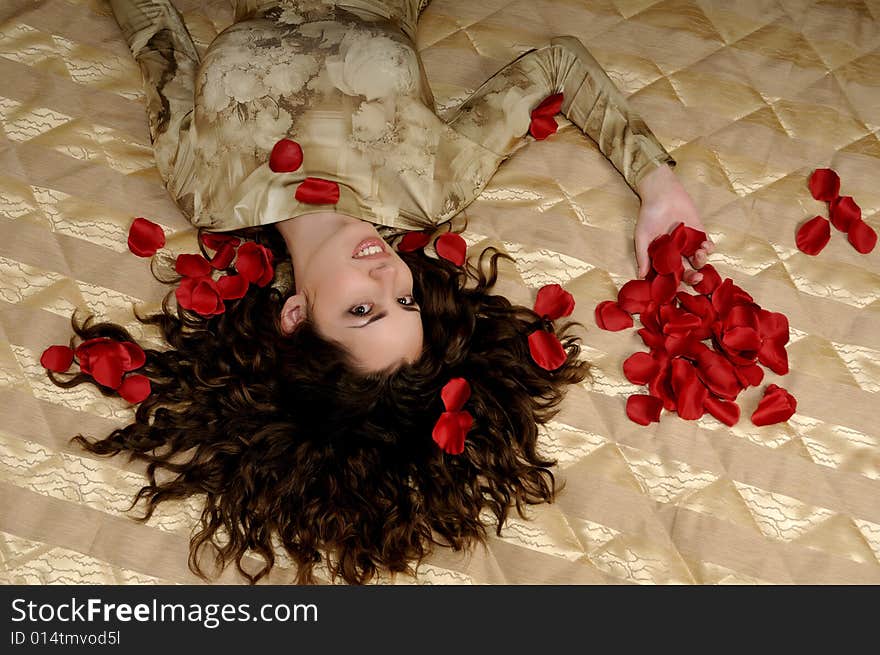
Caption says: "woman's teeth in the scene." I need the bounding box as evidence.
[354,245,383,258]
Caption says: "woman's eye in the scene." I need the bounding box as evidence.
[349,303,372,316]
[398,295,416,306]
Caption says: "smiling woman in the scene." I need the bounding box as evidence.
[42,0,713,584]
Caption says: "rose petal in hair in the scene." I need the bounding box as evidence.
[75,337,131,387]
[210,242,237,269]
[176,276,226,317]
[751,384,797,426]
[236,242,275,287]
[200,233,241,251]
[217,273,250,300]
[398,231,431,252]
[441,377,471,413]
[269,138,304,173]
[118,374,151,404]
[120,342,146,371]
[534,283,575,320]
[808,168,840,202]
[847,219,877,254]
[626,394,664,426]
[40,345,74,372]
[795,216,831,256]
[435,232,467,267]
[432,410,470,455]
[527,330,567,371]
[175,253,213,278]
[127,217,166,257]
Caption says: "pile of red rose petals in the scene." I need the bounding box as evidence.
[797,168,876,255]
[595,222,797,428]
[527,283,576,371]
[127,217,275,318]
[40,338,151,403]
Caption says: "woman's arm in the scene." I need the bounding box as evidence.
[442,35,713,283]
[635,163,715,285]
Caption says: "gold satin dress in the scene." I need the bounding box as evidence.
[110,0,676,233]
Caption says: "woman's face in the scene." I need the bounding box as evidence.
[280,218,424,372]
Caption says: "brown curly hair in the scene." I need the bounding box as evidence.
[48,226,589,584]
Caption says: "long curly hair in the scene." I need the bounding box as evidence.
[48,225,590,584]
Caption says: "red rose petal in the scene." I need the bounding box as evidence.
[848,219,877,254]
[441,377,471,413]
[623,352,659,386]
[734,363,764,389]
[269,138,304,173]
[200,232,241,251]
[531,93,564,119]
[91,351,124,389]
[40,345,74,372]
[682,226,709,258]
[435,232,467,267]
[808,168,840,202]
[829,196,860,232]
[693,264,721,295]
[693,347,741,401]
[618,279,652,314]
[534,283,575,320]
[210,242,236,270]
[236,242,275,287]
[664,333,693,358]
[190,278,226,316]
[118,374,151,404]
[796,216,831,256]
[662,309,702,335]
[704,395,740,427]
[757,339,789,375]
[649,234,683,276]
[626,394,664,426]
[594,301,633,332]
[757,309,789,343]
[670,359,708,420]
[216,274,249,300]
[528,330,567,371]
[638,327,665,350]
[529,115,558,140]
[120,342,146,371]
[176,253,213,278]
[127,217,166,258]
[751,384,797,426]
[650,273,678,305]
[398,231,431,252]
[432,411,468,455]
[295,177,340,204]
[648,365,677,412]
[722,326,762,352]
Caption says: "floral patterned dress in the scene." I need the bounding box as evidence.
[110,0,676,233]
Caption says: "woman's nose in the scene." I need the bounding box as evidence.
[369,263,394,280]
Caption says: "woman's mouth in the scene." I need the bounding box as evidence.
[352,238,389,259]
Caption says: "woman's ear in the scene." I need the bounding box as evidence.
[280,294,307,334]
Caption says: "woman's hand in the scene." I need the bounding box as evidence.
[634,164,714,286]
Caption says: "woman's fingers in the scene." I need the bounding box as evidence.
[681,257,703,288]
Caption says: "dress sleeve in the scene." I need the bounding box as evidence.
[443,35,676,194]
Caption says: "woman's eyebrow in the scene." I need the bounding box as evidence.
[347,304,420,329]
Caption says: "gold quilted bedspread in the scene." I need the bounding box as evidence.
[1,0,879,585]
